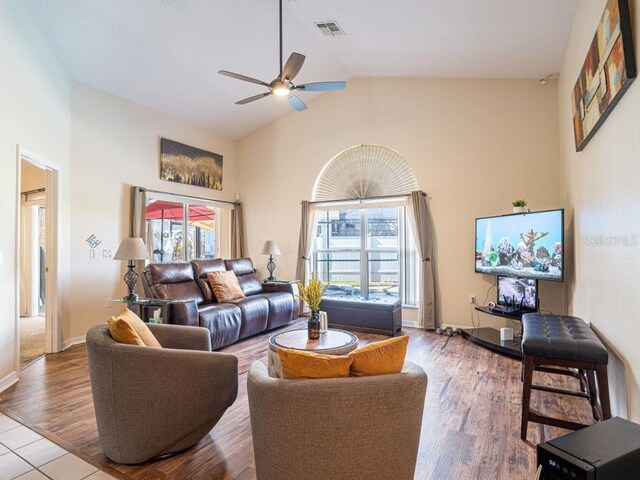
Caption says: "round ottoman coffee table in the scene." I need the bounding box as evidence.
[267,327,359,378]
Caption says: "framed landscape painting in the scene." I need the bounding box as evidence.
[160,138,223,190]
[571,0,636,152]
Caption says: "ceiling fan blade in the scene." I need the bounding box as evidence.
[219,70,269,87]
[295,81,347,92]
[287,94,307,112]
[280,52,306,81]
[235,92,272,105]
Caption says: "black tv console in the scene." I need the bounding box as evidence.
[460,306,534,359]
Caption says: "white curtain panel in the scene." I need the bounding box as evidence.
[407,191,436,330]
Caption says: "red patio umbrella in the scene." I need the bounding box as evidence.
[146,200,216,221]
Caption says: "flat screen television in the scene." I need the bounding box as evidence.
[497,276,538,311]
[475,209,564,282]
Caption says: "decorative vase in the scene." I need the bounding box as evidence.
[308,311,321,340]
[512,206,525,214]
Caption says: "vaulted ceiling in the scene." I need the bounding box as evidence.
[26,0,577,139]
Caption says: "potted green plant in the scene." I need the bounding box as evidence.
[512,199,528,214]
[296,273,328,340]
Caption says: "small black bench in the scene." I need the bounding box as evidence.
[320,296,402,336]
[521,314,611,441]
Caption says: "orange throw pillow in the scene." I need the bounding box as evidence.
[278,348,353,379]
[108,308,162,348]
[348,335,408,377]
[207,271,246,302]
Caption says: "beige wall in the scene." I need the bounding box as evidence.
[239,78,564,329]
[67,84,239,340]
[558,0,640,420]
[0,1,71,386]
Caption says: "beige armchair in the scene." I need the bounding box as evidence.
[86,323,238,464]
[247,360,428,480]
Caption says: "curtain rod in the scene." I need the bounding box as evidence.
[304,191,429,205]
[139,187,238,206]
[21,188,46,196]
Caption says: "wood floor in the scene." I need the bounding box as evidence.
[0,320,595,480]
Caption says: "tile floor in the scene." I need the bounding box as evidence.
[0,414,117,480]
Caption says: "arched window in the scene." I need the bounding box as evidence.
[312,145,418,201]
[309,145,420,307]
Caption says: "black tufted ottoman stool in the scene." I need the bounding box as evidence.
[520,313,611,441]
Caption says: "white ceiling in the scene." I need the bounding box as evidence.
[25,0,577,139]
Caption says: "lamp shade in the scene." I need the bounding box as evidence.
[261,240,281,256]
[114,237,149,261]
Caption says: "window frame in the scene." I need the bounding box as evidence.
[311,201,418,307]
[144,191,232,263]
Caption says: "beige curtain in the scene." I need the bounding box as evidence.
[231,202,245,258]
[296,201,318,282]
[131,187,148,296]
[407,191,436,330]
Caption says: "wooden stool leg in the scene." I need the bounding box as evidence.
[521,355,534,441]
[596,364,612,420]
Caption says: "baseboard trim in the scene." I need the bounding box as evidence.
[0,371,19,393]
[402,320,421,329]
[62,336,85,351]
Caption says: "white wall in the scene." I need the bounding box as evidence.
[68,84,239,340]
[558,0,640,420]
[0,0,71,386]
[239,78,565,329]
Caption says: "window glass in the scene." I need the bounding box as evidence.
[146,199,185,263]
[312,205,418,306]
[146,198,221,263]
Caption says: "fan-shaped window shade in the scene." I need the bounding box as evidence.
[312,145,418,202]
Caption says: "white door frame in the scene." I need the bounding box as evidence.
[15,146,62,372]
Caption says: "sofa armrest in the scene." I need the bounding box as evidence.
[263,282,300,318]
[168,300,199,327]
[147,323,211,351]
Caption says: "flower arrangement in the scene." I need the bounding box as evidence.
[296,273,328,312]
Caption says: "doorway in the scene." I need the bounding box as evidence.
[16,149,61,371]
[19,161,47,367]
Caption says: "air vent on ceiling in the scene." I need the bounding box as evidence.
[315,21,345,36]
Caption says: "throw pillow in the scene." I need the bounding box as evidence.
[278,348,353,379]
[348,335,408,377]
[108,308,162,348]
[207,270,246,302]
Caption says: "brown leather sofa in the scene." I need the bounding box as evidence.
[142,258,298,350]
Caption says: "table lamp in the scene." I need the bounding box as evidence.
[114,237,149,301]
[261,240,281,282]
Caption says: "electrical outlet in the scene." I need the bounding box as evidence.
[469,295,476,305]
[106,298,112,308]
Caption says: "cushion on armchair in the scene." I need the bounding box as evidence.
[108,308,162,348]
[348,335,408,377]
[278,348,353,379]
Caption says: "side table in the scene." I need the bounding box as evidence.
[111,298,175,324]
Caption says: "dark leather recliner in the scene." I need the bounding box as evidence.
[142,258,297,350]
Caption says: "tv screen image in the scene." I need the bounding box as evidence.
[497,276,537,311]
[475,209,563,281]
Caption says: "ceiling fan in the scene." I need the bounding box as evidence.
[218,0,346,112]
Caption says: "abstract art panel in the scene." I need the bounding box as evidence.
[571,0,636,152]
[160,138,223,190]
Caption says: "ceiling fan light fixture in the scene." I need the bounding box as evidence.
[219,0,346,110]
[272,86,290,96]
